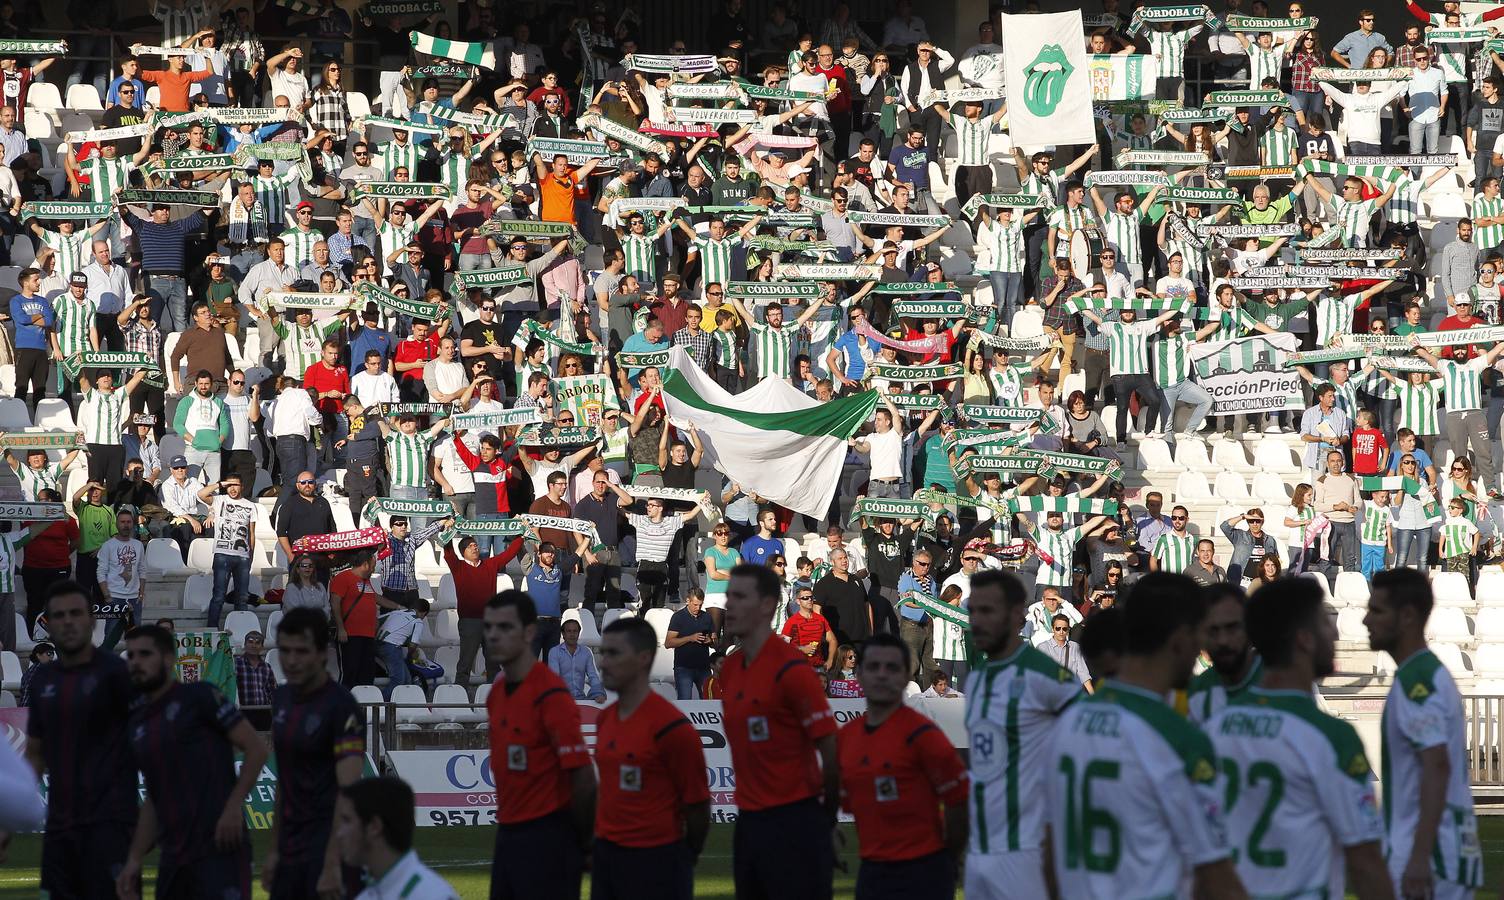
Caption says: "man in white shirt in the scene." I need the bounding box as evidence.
[958,20,1005,105]
[351,349,400,407]
[158,454,207,560]
[268,377,321,511]
[1405,47,1447,156]
[98,507,146,651]
[82,240,132,351]
[220,371,258,490]
[199,473,257,627]
[237,238,297,308]
[850,390,906,497]
[1026,586,1082,645]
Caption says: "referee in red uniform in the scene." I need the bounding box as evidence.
[484,590,597,900]
[838,633,969,899]
[722,563,841,899]
[592,616,711,900]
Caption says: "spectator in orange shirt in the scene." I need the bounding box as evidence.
[779,583,839,669]
[138,55,213,112]
[534,153,601,225]
[329,551,402,687]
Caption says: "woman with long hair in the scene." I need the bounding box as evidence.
[1248,553,1283,590]
[1287,30,1324,127]
[1284,483,1317,570]
[956,347,992,404]
[701,521,740,635]
[307,59,351,156]
[282,553,333,620]
[1063,390,1114,460]
[1392,453,1434,568]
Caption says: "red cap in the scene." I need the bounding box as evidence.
[295,201,314,211]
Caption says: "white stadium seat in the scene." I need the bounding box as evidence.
[1335,607,1369,643]
[1,651,20,690]
[145,539,190,577]
[225,610,261,648]
[1211,440,1259,474]
[562,607,602,647]
[1173,440,1220,474]
[65,84,102,111]
[1473,643,1504,678]
[1136,437,1184,475]
[1213,472,1250,503]
[1253,440,1301,475]
[1427,607,1474,645]
[390,684,436,729]
[433,683,484,725]
[1476,607,1504,643]
[25,81,62,113]
[1173,471,1212,502]
[1332,572,1370,609]
[1431,642,1470,677]
[1250,472,1292,506]
[1431,572,1475,608]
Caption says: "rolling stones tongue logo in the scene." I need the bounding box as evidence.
[1023,44,1073,116]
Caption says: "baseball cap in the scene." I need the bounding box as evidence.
[69,272,88,286]
[170,455,189,468]
[785,165,810,177]
[295,200,313,211]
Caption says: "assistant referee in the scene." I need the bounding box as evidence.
[721,563,841,899]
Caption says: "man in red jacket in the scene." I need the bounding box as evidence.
[303,339,349,467]
[815,44,853,171]
[442,524,528,685]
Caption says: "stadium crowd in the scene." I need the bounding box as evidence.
[0,0,1497,897]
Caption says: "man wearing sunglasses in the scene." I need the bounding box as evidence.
[1220,508,1281,584]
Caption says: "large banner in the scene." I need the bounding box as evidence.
[1002,11,1095,146]
[1088,53,1158,101]
[1187,332,1304,415]
[388,698,968,824]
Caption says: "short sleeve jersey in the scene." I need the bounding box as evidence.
[839,705,969,862]
[721,636,838,811]
[1208,687,1384,899]
[963,643,1081,855]
[271,679,366,862]
[486,661,591,825]
[1048,681,1230,898]
[330,569,380,639]
[593,691,711,847]
[128,682,246,866]
[1185,656,1264,726]
[1381,649,1483,889]
[26,651,139,831]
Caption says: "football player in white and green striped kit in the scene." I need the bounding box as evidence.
[1366,568,1484,899]
[1182,586,1264,725]
[962,569,1082,900]
[676,213,763,291]
[376,412,452,512]
[727,293,828,383]
[1208,577,1394,900]
[1151,505,1196,573]
[1048,572,1242,899]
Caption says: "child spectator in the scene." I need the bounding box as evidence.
[1359,490,1393,580]
[1439,498,1480,590]
[1349,409,1389,476]
[376,598,431,700]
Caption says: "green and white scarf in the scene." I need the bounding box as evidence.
[410,30,496,69]
[849,497,937,526]
[452,407,544,431]
[1006,495,1120,516]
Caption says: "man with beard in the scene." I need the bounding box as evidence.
[1046,573,1243,898]
[262,607,366,899]
[116,624,268,899]
[1364,567,1483,900]
[961,570,1079,900]
[1414,339,1504,499]
[1208,578,1393,900]
[1183,584,1262,724]
[24,581,138,898]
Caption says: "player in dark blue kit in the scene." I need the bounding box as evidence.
[264,607,368,899]
[24,581,138,899]
[115,624,269,900]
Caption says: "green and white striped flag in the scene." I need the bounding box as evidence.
[1005,495,1119,516]
[1063,296,1192,316]
[410,30,496,70]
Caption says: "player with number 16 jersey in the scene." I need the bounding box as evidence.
[961,571,1080,899]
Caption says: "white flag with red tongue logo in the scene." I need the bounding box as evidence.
[1001,11,1096,147]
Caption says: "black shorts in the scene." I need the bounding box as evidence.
[855,850,956,900]
[41,820,132,899]
[490,809,583,900]
[732,797,834,900]
[589,838,692,900]
[269,848,364,899]
[156,846,252,900]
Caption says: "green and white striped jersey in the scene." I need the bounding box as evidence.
[711,329,737,368]
[1035,524,1086,586]
[385,430,436,488]
[1472,193,1504,249]
[374,140,422,179]
[1048,681,1230,898]
[1047,205,1090,252]
[253,171,300,231]
[951,114,993,168]
[16,461,62,501]
[377,218,417,276]
[1361,500,1392,545]
[1439,515,1478,557]
[0,532,26,593]
[690,235,741,288]
[1185,655,1264,725]
[1332,197,1378,247]
[1101,319,1157,376]
[987,362,1033,405]
[1147,25,1201,78]
[39,229,91,280]
[1438,356,1487,412]
[934,613,967,662]
[747,320,801,381]
[1152,532,1195,573]
[964,643,1081,855]
[53,294,98,359]
[1330,377,1360,420]
[1259,127,1297,167]
[438,147,475,195]
[1208,687,1384,899]
[80,156,133,202]
[1381,649,1483,889]
[1099,209,1143,269]
[279,227,323,269]
[79,388,128,445]
[1151,331,1194,388]
[621,232,658,284]
[1396,380,1441,436]
[1244,43,1283,89]
[1315,292,1360,347]
[981,217,1025,274]
[1022,170,1063,205]
[1437,42,1467,82]
[1205,304,1261,342]
[276,320,340,380]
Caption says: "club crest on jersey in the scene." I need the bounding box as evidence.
[1407,682,1430,700]
[874,776,898,802]
[619,765,642,792]
[748,715,770,742]
[1346,752,1369,777]
[507,744,527,771]
[1191,757,1216,784]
